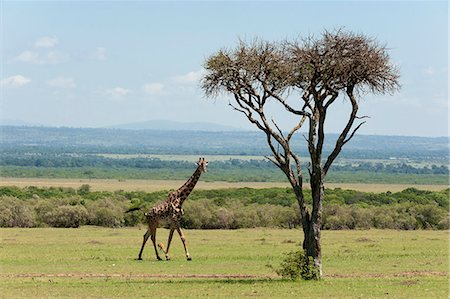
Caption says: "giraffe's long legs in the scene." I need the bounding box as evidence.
[137,228,151,260]
[150,225,162,260]
[163,228,175,260]
[176,227,191,261]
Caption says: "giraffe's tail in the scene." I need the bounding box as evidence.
[157,242,166,253]
[125,206,142,213]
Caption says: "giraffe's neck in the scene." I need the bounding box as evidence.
[176,165,202,205]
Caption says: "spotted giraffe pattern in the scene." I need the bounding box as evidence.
[137,158,207,261]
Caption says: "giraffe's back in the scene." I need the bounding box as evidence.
[144,191,184,225]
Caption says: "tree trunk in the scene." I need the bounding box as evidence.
[301,169,324,277]
[286,168,323,278]
[302,215,322,277]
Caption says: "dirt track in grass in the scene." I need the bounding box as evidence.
[3,270,448,279]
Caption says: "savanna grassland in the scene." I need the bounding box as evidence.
[1,126,449,298]
[1,228,448,298]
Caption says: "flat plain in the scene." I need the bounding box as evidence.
[0,177,447,193]
[1,227,448,298]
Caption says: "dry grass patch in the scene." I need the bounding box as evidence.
[0,177,447,192]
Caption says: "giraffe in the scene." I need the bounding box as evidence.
[137,157,208,261]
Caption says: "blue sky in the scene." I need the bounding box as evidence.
[1,1,448,136]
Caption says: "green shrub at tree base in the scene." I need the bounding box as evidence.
[273,249,321,280]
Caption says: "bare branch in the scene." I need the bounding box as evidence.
[271,118,286,140]
[323,91,339,109]
[343,121,366,145]
[287,115,307,142]
[265,132,286,167]
[307,111,318,159]
[289,150,303,184]
[230,95,266,132]
[323,86,359,174]
[302,133,313,150]
[264,155,281,168]
[257,108,288,155]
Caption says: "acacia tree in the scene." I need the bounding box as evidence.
[201,30,399,277]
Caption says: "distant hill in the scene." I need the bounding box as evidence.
[1,125,448,160]
[106,120,243,132]
[0,119,40,127]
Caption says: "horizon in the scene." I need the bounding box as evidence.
[1,1,448,138]
[0,120,448,139]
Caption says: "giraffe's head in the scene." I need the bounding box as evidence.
[195,157,208,173]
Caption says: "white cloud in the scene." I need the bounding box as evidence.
[1,75,31,88]
[424,66,448,76]
[14,50,68,64]
[13,36,67,65]
[92,47,107,60]
[46,51,68,64]
[35,36,58,48]
[46,77,76,88]
[143,83,165,95]
[424,67,435,76]
[15,51,43,64]
[172,69,205,84]
[106,87,131,98]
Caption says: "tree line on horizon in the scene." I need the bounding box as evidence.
[1,125,448,159]
[1,154,448,175]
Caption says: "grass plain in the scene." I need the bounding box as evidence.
[0,177,448,193]
[1,227,448,298]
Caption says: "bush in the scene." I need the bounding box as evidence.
[0,186,448,229]
[182,200,300,229]
[86,198,126,227]
[45,205,89,228]
[182,200,214,229]
[78,184,91,195]
[275,249,320,280]
[34,200,56,226]
[124,210,144,226]
[413,204,446,229]
[322,205,354,229]
[395,214,418,230]
[350,207,372,229]
[0,197,36,227]
[437,216,450,230]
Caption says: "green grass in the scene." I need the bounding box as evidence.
[1,228,448,298]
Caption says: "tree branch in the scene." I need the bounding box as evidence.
[323,91,339,109]
[230,95,265,132]
[323,86,359,175]
[260,78,312,118]
[343,121,366,145]
[287,115,307,142]
[315,103,326,165]
[271,118,286,140]
[264,155,281,169]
